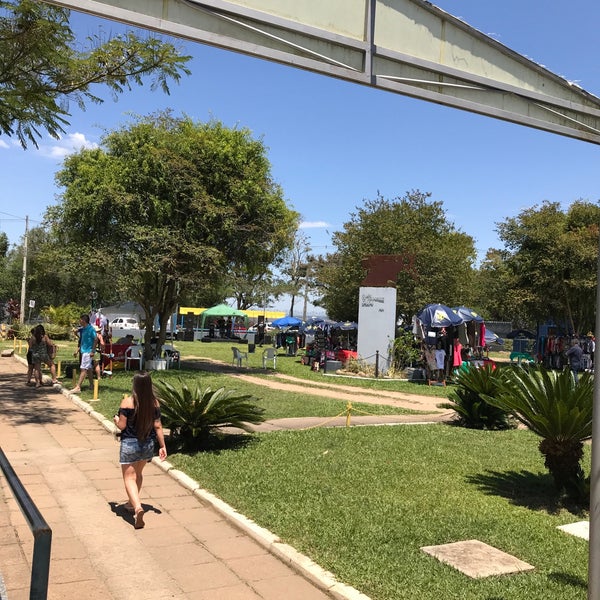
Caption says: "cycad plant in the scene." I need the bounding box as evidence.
[156,379,265,450]
[439,364,513,430]
[485,365,593,497]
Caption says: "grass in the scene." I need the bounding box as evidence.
[2,337,449,419]
[52,368,417,421]
[170,425,590,600]
[4,336,588,598]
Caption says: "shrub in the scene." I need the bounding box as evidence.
[391,330,422,371]
[39,303,87,328]
[342,357,376,377]
[486,365,593,501]
[439,365,514,430]
[155,378,265,450]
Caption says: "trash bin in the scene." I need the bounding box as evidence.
[324,360,343,373]
[247,332,256,353]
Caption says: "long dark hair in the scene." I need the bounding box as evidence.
[131,371,157,442]
[34,324,46,344]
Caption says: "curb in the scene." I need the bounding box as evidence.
[13,355,371,600]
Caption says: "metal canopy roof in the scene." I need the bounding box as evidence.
[44,0,600,144]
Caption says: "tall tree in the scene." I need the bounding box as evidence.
[316,191,477,322]
[278,231,312,317]
[0,0,190,147]
[471,248,526,325]
[47,113,297,357]
[494,199,600,334]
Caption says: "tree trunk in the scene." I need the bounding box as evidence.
[539,438,584,492]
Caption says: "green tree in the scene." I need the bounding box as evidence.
[316,191,477,322]
[471,248,527,325]
[278,231,313,317]
[0,0,190,148]
[47,113,298,358]
[1,225,100,315]
[494,200,599,334]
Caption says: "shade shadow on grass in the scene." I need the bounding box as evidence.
[167,432,258,456]
[466,469,566,513]
[547,571,587,589]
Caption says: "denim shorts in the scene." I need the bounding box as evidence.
[119,437,155,464]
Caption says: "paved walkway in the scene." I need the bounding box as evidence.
[0,355,369,600]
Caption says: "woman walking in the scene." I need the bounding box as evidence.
[113,371,167,529]
[29,325,58,387]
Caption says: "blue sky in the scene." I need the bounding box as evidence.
[2,0,600,267]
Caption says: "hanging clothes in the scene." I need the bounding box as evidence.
[453,341,463,368]
[423,346,437,371]
[435,347,446,370]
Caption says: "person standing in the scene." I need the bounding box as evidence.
[25,327,36,385]
[566,339,583,383]
[113,372,167,529]
[257,321,266,347]
[29,325,58,387]
[71,314,97,393]
[434,342,446,382]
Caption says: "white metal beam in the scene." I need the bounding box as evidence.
[42,0,600,144]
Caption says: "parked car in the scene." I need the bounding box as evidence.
[110,317,140,330]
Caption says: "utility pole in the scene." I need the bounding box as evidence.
[19,216,28,325]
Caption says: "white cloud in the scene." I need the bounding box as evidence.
[299,220,330,229]
[0,139,9,149]
[37,132,98,159]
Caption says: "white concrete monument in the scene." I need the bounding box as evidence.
[357,286,397,375]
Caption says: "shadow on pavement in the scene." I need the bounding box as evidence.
[108,501,162,528]
[0,371,69,426]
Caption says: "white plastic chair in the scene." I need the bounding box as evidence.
[124,345,144,371]
[262,347,277,369]
[231,346,248,368]
[162,344,181,369]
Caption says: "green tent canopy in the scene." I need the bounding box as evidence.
[200,304,248,332]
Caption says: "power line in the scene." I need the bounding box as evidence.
[0,211,27,220]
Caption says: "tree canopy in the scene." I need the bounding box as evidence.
[47,112,298,355]
[316,190,477,322]
[0,0,191,147]
[492,199,599,334]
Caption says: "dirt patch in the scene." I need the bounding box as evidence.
[184,356,452,420]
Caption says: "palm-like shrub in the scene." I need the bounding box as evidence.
[485,365,593,497]
[156,379,265,450]
[439,365,513,430]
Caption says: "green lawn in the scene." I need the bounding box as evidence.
[3,337,452,418]
[170,426,590,600]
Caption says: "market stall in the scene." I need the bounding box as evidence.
[415,303,493,384]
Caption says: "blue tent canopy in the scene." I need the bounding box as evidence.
[334,321,358,330]
[485,329,504,345]
[452,306,484,323]
[417,303,464,328]
[271,316,303,328]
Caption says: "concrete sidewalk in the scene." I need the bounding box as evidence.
[0,356,366,600]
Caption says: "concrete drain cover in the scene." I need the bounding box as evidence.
[421,539,535,578]
[557,521,589,540]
